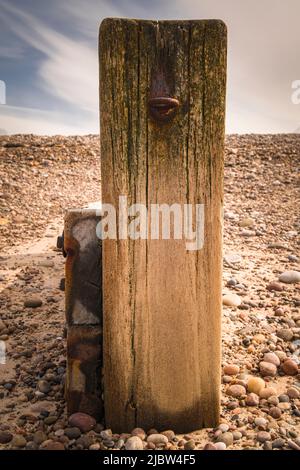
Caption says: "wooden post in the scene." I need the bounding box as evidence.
[100,18,227,432]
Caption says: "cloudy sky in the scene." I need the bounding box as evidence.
[0,0,299,134]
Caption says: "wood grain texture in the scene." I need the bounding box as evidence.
[99,18,227,432]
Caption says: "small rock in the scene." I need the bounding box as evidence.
[269,407,282,419]
[254,417,267,428]
[131,428,146,440]
[223,364,240,375]
[147,434,168,446]
[203,442,217,450]
[0,431,13,444]
[257,431,271,443]
[282,359,298,376]
[259,361,277,377]
[277,328,294,342]
[226,384,246,398]
[184,439,195,450]
[267,282,283,292]
[33,431,47,445]
[278,271,300,284]
[222,294,241,307]
[64,427,81,439]
[287,387,300,399]
[24,298,43,308]
[259,387,277,399]
[37,380,51,394]
[11,435,27,448]
[125,436,144,450]
[40,440,65,450]
[263,352,280,367]
[68,412,96,433]
[245,393,259,406]
[247,377,265,394]
[216,432,233,447]
[272,438,285,449]
[218,423,230,433]
[214,441,227,450]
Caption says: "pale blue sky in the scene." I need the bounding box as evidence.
[0,0,299,134]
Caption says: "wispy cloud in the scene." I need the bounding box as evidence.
[0,0,98,114]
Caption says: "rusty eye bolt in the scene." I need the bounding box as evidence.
[148,69,180,123]
[148,96,180,122]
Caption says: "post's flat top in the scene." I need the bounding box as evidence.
[100,17,227,32]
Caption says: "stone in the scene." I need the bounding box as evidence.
[245,393,259,406]
[64,427,81,439]
[147,434,168,446]
[259,361,277,377]
[281,359,298,376]
[266,282,283,292]
[287,387,300,399]
[33,431,47,445]
[247,377,265,394]
[257,431,271,443]
[216,432,233,446]
[203,443,217,450]
[214,441,227,450]
[125,436,144,450]
[226,384,246,398]
[222,294,242,307]
[272,438,285,449]
[254,417,267,428]
[11,435,27,448]
[37,380,51,394]
[131,428,146,440]
[239,217,254,228]
[232,431,242,441]
[259,387,277,399]
[161,430,175,441]
[269,407,282,419]
[184,439,196,450]
[218,423,230,433]
[68,412,96,433]
[263,352,280,367]
[0,431,13,444]
[277,329,294,341]
[278,271,300,284]
[24,298,43,308]
[40,440,65,450]
[223,364,240,375]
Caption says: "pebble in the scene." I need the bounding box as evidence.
[24,298,43,308]
[0,431,13,444]
[257,431,271,443]
[64,427,81,439]
[203,443,217,450]
[131,428,146,440]
[254,417,267,427]
[40,440,65,450]
[278,271,300,284]
[223,364,240,375]
[282,359,298,375]
[287,387,300,399]
[226,384,246,398]
[218,423,230,433]
[33,431,47,445]
[263,352,280,367]
[277,328,294,341]
[269,407,282,419]
[222,293,242,307]
[125,436,144,450]
[247,377,265,394]
[272,438,285,449]
[266,282,283,292]
[11,435,27,448]
[245,393,259,406]
[68,413,96,433]
[259,361,277,377]
[216,432,233,446]
[37,380,51,394]
[184,439,196,450]
[147,434,168,446]
[214,442,227,450]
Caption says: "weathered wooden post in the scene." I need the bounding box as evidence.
[100,18,227,432]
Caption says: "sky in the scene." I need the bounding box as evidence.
[0,0,299,135]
